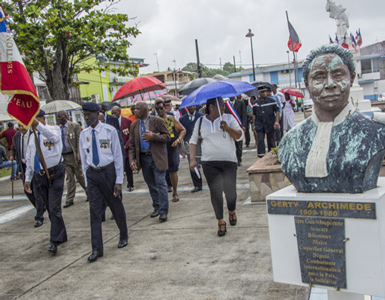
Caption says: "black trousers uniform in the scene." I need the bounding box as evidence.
[32,164,67,243]
[86,163,128,252]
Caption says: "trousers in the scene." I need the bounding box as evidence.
[140,154,169,215]
[32,164,67,243]
[201,160,237,220]
[63,153,86,203]
[86,163,128,252]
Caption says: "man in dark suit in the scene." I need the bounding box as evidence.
[111,106,134,191]
[9,124,45,227]
[225,95,247,166]
[129,102,170,222]
[56,111,87,208]
[179,105,204,192]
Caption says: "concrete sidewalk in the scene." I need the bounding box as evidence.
[0,145,309,300]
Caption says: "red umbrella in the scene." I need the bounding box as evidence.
[280,87,305,98]
[112,76,166,101]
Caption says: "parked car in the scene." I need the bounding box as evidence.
[303,99,314,110]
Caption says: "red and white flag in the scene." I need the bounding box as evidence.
[287,20,302,52]
[0,6,40,128]
[356,29,363,47]
[341,34,349,49]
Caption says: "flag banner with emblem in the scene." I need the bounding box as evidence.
[335,34,339,45]
[287,20,302,52]
[0,6,40,128]
[225,100,242,127]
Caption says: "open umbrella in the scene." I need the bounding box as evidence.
[178,78,217,95]
[100,101,119,111]
[41,100,81,114]
[281,87,305,98]
[112,76,166,101]
[179,80,255,109]
[159,95,181,102]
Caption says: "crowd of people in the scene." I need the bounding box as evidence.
[1,71,301,262]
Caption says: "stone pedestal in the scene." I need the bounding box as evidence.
[246,152,290,202]
[267,178,385,298]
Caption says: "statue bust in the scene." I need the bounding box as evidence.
[278,44,385,193]
[325,0,349,39]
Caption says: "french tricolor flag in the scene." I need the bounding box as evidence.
[0,6,40,128]
[350,33,359,53]
[225,100,242,127]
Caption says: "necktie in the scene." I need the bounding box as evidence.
[34,132,40,173]
[92,129,100,166]
[61,126,66,152]
[140,121,149,151]
[189,115,193,122]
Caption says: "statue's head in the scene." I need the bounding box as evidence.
[303,44,356,119]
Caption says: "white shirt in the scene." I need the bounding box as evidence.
[25,123,63,182]
[79,121,124,186]
[190,114,244,163]
[21,130,32,164]
[275,91,286,106]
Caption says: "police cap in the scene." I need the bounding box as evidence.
[37,109,45,117]
[82,102,100,112]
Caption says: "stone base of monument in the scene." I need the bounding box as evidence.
[267,177,385,299]
[246,152,290,202]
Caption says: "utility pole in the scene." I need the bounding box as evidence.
[154,53,160,72]
[195,39,202,78]
[233,56,237,72]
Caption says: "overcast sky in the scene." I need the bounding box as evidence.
[113,0,384,75]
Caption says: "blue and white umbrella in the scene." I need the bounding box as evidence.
[179,80,255,109]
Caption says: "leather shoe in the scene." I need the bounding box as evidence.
[159,214,167,222]
[48,243,57,254]
[63,201,74,208]
[191,187,202,193]
[151,210,160,218]
[88,250,103,263]
[127,186,134,192]
[34,220,43,228]
[118,239,128,248]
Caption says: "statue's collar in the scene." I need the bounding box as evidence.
[311,102,356,126]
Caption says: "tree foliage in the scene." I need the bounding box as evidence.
[182,61,242,77]
[1,0,140,100]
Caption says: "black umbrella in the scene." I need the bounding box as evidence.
[245,81,274,98]
[100,101,120,111]
[178,78,216,95]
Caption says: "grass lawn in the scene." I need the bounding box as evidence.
[0,166,12,178]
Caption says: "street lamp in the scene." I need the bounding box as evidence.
[245,29,256,82]
[286,50,292,86]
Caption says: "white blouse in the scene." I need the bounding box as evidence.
[190,113,244,163]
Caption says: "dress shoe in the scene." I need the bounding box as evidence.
[118,239,128,248]
[151,210,160,218]
[159,214,167,222]
[168,186,172,193]
[87,250,103,263]
[48,243,57,254]
[191,187,202,193]
[229,212,237,226]
[34,220,43,228]
[63,201,74,208]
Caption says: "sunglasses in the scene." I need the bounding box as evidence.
[155,106,164,110]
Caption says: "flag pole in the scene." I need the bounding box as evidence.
[32,127,50,179]
[11,158,14,199]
